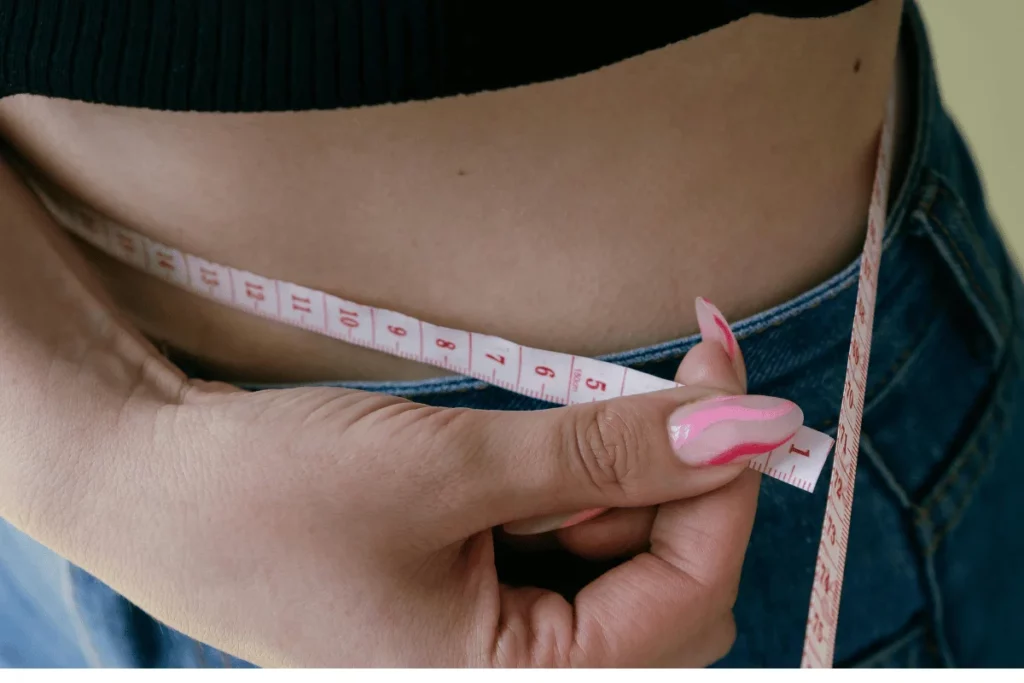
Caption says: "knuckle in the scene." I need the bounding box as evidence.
[568,402,648,496]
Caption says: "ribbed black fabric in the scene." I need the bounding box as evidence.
[0,0,871,112]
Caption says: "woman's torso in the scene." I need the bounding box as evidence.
[0,0,904,383]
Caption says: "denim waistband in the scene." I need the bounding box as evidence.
[173,1,1015,436]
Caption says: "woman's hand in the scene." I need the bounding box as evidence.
[10,294,798,668]
[0,161,798,666]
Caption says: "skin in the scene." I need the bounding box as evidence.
[0,0,905,383]
[0,0,906,666]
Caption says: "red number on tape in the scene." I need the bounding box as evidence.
[817,560,833,595]
[245,282,265,301]
[199,267,219,287]
[789,444,810,457]
[338,308,360,328]
[156,251,175,271]
[535,366,556,378]
[436,339,456,350]
[585,378,607,391]
[831,471,845,502]
[486,353,506,365]
[388,325,408,337]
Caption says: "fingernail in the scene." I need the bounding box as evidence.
[503,508,607,536]
[667,395,803,466]
[696,297,739,363]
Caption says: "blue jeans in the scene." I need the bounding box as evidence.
[2,1,1022,667]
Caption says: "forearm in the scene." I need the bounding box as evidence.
[0,156,185,532]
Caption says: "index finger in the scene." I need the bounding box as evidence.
[568,469,761,667]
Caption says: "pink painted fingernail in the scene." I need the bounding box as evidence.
[696,297,739,362]
[503,508,607,536]
[667,395,803,466]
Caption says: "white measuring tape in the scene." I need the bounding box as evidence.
[32,83,894,667]
[800,86,895,668]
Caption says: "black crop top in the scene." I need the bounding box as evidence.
[0,0,872,113]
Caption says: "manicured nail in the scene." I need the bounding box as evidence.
[503,508,607,536]
[667,395,803,466]
[696,297,739,362]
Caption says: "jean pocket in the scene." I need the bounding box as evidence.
[858,170,1012,500]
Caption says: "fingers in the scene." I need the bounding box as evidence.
[475,302,785,532]
[674,337,745,396]
[505,299,747,538]
[564,469,761,667]
[694,297,747,389]
[361,296,793,535]
[553,507,657,560]
[450,382,795,531]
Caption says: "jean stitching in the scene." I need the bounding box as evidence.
[918,349,1011,525]
[631,286,856,367]
[925,184,1002,337]
[916,326,1017,552]
[914,378,1002,519]
[863,317,943,417]
[846,621,926,667]
[926,442,997,555]
[925,166,1005,284]
[922,541,957,667]
[860,433,913,510]
[927,374,1013,553]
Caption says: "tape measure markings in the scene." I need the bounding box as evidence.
[800,84,895,668]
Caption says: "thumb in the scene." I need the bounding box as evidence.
[444,380,802,533]
[487,296,774,536]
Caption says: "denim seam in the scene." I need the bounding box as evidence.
[914,341,1013,539]
[636,211,925,378]
[860,433,912,511]
[924,166,1007,285]
[901,315,1018,667]
[814,307,937,435]
[909,275,1019,670]
[919,547,955,666]
[862,314,943,420]
[858,433,950,666]
[927,210,1001,340]
[924,358,1014,554]
[921,174,1006,350]
[844,616,928,668]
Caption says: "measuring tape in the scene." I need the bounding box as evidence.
[32,82,894,666]
[800,85,895,667]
